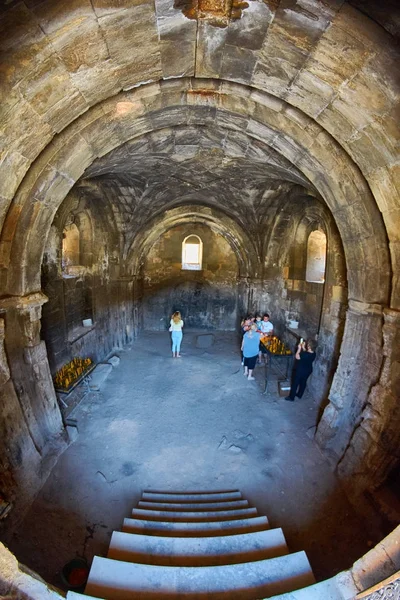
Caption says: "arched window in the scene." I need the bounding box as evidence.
[182,235,203,271]
[306,230,326,283]
[62,223,80,269]
[61,212,93,272]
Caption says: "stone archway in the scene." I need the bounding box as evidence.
[0,4,399,590]
[0,77,396,505]
[126,204,257,332]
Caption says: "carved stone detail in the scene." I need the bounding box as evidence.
[175,0,249,27]
[0,292,48,347]
[358,576,400,599]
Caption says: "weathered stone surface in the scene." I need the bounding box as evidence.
[66,424,79,442]
[160,40,196,78]
[196,333,215,348]
[1,97,53,162]
[97,4,162,88]
[352,526,400,591]
[108,356,121,367]
[70,60,123,105]
[0,542,64,599]
[195,21,228,78]
[17,53,88,132]
[337,309,400,494]
[89,363,113,390]
[0,319,10,386]
[0,152,32,212]
[316,305,384,462]
[225,0,271,51]
[220,45,257,84]
[307,20,372,89]
[0,2,399,581]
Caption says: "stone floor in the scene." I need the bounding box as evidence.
[7,331,377,590]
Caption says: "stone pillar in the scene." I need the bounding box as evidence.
[132,274,144,338]
[0,318,18,506]
[0,293,64,454]
[315,300,383,467]
[337,308,400,497]
[110,276,135,345]
[308,284,347,403]
[0,294,67,528]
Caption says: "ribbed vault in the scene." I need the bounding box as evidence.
[126,203,258,277]
[0,80,391,306]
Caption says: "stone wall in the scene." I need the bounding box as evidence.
[247,196,348,419]
[142,223,239,330]
[41,194,135,374]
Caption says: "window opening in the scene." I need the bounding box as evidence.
[182,235,203,271]
[306,230,326,283]
[62,223,80,270]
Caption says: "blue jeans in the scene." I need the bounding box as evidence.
[171,331,183,354]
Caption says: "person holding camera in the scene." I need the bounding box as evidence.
[285,339,316,401]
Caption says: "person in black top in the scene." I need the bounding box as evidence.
[285,339,316,401]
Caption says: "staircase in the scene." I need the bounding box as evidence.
[66,489,315,600]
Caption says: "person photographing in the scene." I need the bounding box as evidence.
[285,339,316,401]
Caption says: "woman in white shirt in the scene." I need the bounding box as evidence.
[170,311,184,358]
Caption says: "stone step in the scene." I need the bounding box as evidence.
[122,515,270,537]
[85,552,315,600]
[269,573,358,599]
[88,363,113,391]
[68,575,351,600]
[66,594,102,600]
[137,499,249,512]
[131,507,258,522]
[141,490,242,503]
[108,528,288,566]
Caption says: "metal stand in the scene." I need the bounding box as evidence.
[263,351,293,394]
[55,363,96,395]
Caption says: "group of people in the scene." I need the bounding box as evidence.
[240,311,316,401]
[168,309,316,401]
[240,313,274,380]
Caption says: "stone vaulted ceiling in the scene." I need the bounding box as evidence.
[78,126,314,250]
[0,0,398,306]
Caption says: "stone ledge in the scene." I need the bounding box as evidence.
[348,299,384,316]
[67,324,96,344]
[0,292,48,313]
